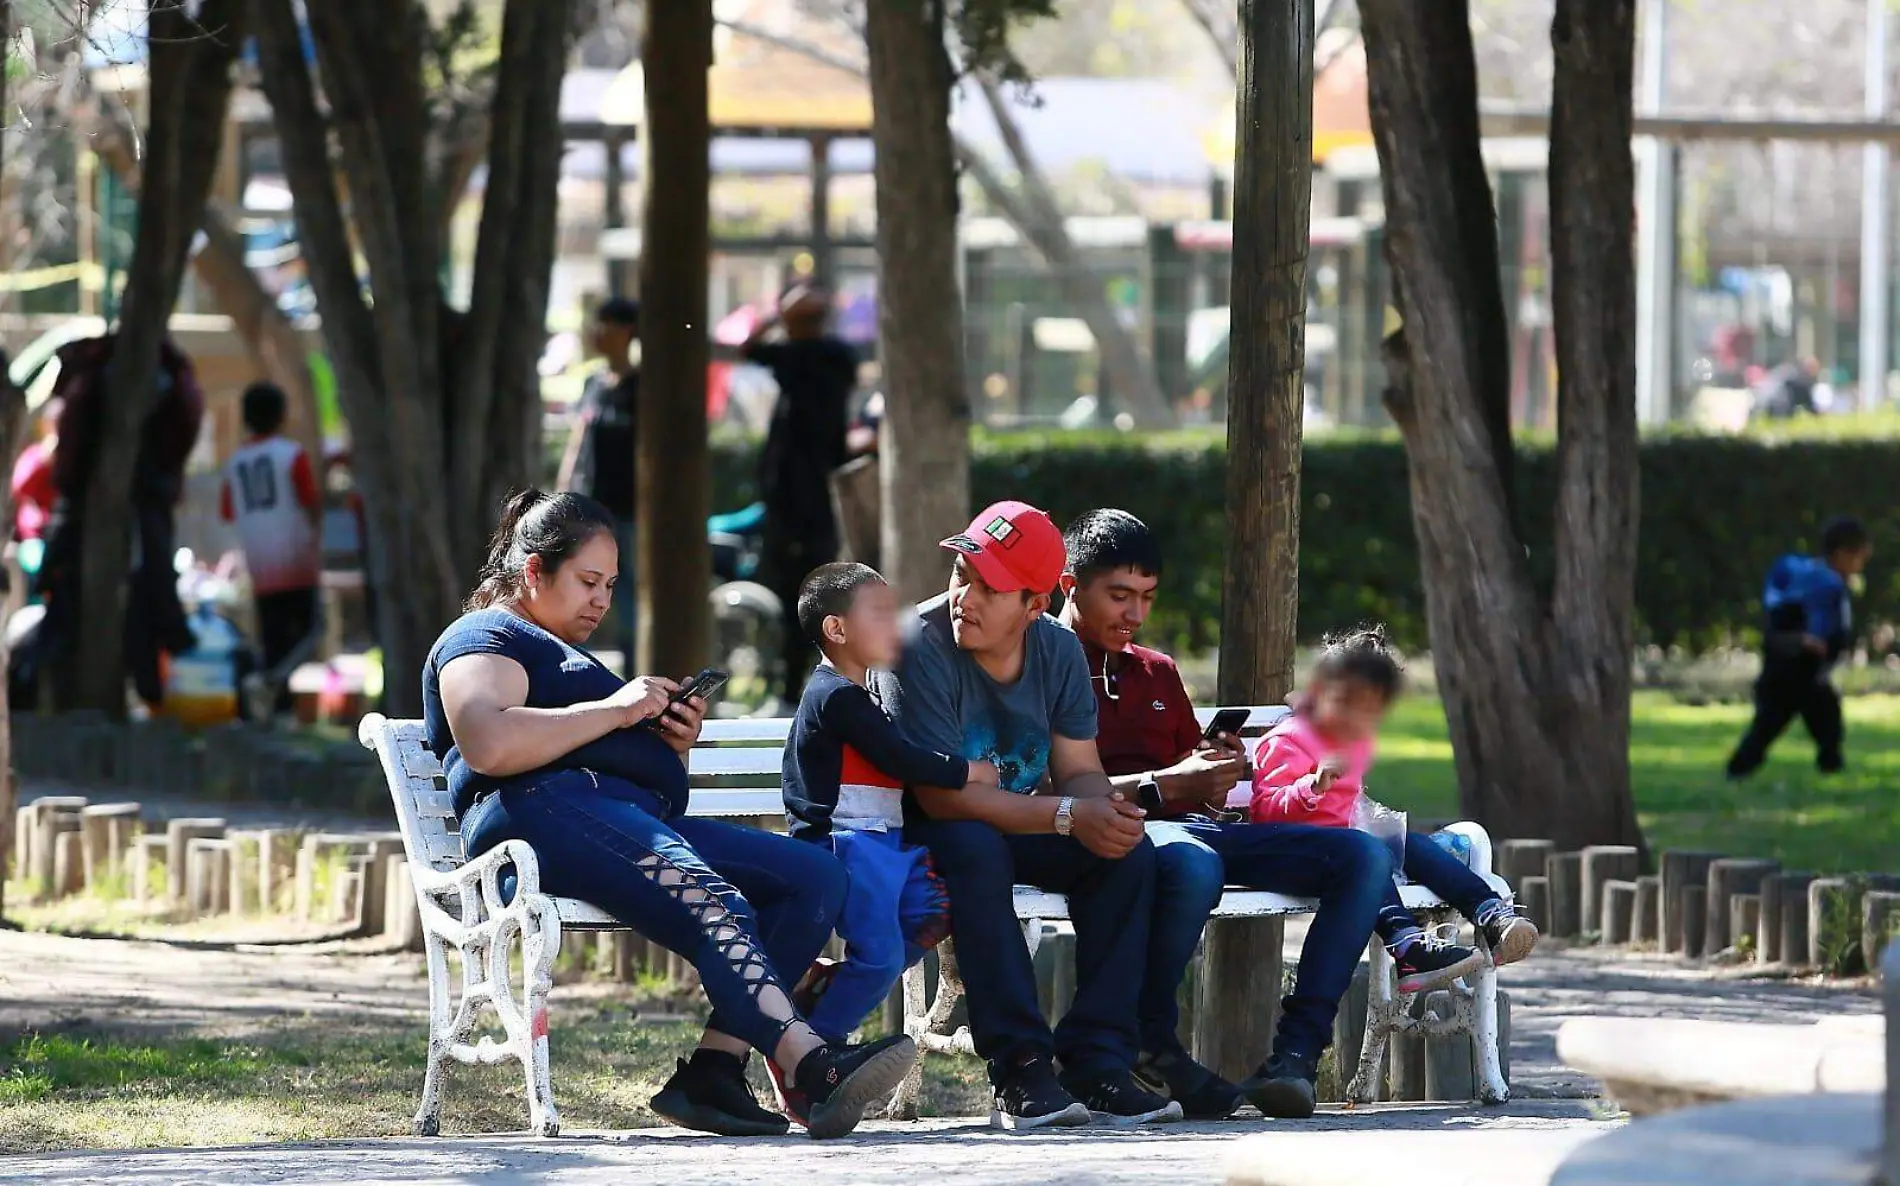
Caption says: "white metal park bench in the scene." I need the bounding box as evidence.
[361,704,1512,1137]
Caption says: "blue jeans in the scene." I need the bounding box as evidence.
[1376,833,1504,944]
[806,829,950,1043]
[905,816,1156,1083]
[1144,818,1393,1064]
[462,769,846,1056]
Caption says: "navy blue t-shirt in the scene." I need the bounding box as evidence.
[783,664,969,842]
[422,607,689,817]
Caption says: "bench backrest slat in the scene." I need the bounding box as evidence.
[689,747,787,778]
[363,703,1294,871]
[360,716,467,873]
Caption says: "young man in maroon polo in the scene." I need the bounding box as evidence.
[1056,508,1394,1120]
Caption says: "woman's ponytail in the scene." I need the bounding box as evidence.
[464,488,614,611]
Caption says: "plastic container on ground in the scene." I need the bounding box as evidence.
[163,603,244,727]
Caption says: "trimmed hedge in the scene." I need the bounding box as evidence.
[704,430,1900,657]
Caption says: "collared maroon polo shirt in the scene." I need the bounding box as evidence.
[1082,639,1204,816]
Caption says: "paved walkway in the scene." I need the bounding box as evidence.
[0,927,1880,1184]
[4,1104,1612,1186]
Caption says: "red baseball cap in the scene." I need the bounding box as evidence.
[940,501,1067,595]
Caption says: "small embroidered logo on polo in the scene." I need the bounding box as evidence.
[1152,700,1166,711]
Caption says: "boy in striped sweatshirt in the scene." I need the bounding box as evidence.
[775,562,996,1118]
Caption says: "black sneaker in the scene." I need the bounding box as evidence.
[1134,1045,1242,1120]
[650,1055,790,1137]
[1391,929,1489,994]
[1476,902,1540,967]
[793,1033,917,1140]
[1240,1050,1318,1120]
[1059,1068,1185,1127]
[991,1055,1092,1131]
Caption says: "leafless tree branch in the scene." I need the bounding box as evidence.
[717,12,1175,424]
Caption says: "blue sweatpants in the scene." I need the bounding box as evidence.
[806,828,950,1044]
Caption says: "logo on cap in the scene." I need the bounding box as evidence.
[984,517,1021,549]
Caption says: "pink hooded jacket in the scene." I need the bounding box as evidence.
[1248,712,1375,829]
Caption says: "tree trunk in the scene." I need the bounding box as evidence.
[635,0,713,682]
[1545,0,1642,851]
[0,0,15,919]
[255,0,573,715]
[1203,0,1314,1085]
[1360,0,1644,851]
[64,0,243,715]
[254,0,458,717]
[451,0,570,569]
[865,0,971,604]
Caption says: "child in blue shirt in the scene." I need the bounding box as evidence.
[1727,516,1873,777]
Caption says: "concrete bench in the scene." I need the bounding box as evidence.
[1556,1015,1883,1115]
[362,705,1513,1137]
[1541,943,1900,1186]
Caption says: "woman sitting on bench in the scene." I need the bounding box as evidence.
[423,489,916,1140]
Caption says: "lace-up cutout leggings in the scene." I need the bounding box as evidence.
[463,770,847,1055]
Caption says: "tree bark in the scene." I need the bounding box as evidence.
[64,0,244,714]
[1203,0,1314,1085]
[1545,0,1643,850]
[635,0,713,682]
[1360,0,1644,851]
[865,0,971,604]
[452,0,569,566]
[0,0,15,919]
[255,0,574,715]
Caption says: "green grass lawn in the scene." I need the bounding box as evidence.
[1371,691,1900,874]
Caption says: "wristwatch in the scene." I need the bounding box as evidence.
[1136,775,1164,814]
[1053,796,1077,837]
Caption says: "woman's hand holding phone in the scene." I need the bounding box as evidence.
[654,693,706,755]
[609,676,678,728]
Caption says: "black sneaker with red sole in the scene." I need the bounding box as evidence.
[792,1034,918,1140]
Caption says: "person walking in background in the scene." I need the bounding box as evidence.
[221,381,323,717]
[745,283,857,703]
[558,296,641,671]
[1727,516,1874,778]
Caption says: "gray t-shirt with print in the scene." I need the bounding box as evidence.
[878,593,1097,795]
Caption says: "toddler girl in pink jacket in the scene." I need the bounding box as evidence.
[1251,628,1539,992]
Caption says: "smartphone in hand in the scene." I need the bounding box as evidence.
[1201,707,1251,744]
[638,667,729,730]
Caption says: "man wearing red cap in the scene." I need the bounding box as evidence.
[877,500,1180,1130]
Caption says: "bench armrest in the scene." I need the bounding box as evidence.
[408,839,549,948]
